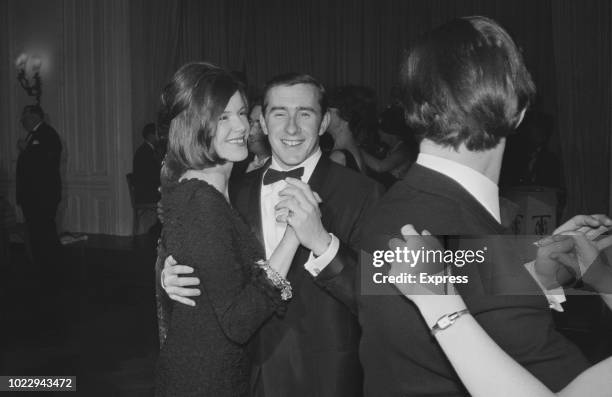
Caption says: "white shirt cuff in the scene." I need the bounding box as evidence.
[303,233,340,277]
[524,260,566,312]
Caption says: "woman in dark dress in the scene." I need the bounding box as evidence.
[155,62,299,397]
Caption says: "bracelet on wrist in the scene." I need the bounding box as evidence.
[431,309,470,336]
[256,260,292,301]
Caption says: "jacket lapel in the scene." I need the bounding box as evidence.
[304,156,334,230]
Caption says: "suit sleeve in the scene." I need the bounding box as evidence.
[313,181,385,314]
[168,190,284,345]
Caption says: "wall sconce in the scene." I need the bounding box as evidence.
[15,53,43,105]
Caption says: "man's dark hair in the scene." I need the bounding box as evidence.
[142,123,157,140]
[262,73,328,115]
[22,105,44,120]
[158,62,247,183]
[249,96,262,113]
[400,16,535,151]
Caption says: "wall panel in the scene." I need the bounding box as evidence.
[0,0,132,235]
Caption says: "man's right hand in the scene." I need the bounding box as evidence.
[161,255,201,306]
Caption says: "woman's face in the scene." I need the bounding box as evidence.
[212,91,249,162]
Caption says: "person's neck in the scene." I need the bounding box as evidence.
[332,126,356,151]
[180,162,233,201]
[253,150,270,161]
[419,138,505,184]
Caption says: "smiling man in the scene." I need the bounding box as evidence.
[163,73,383,397]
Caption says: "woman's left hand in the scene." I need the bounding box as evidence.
[387,224,447,299]
[388,224,467,327]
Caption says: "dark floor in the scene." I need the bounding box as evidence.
[1,234,611,396]
[1,234,159,396]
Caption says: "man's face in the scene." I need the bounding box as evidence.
[146,132,159,145]
[261,84,330,170]
[20,111,38,132]
[247,105,267,154]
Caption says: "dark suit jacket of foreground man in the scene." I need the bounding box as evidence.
[316,164,589,396]
[230,156,383,397]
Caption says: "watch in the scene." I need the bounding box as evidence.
[431,309,469,335]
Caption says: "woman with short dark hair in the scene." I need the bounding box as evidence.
[155,62,299,397]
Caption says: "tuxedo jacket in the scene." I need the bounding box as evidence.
[16,122,62,209]
[230,156,384,397]
[133,142,162,204]
[317,164,589,396]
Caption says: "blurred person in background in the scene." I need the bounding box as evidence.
[133,122,163,205]
[16,105,62,274]
[361,105,418,188]
[231,98,271,179]
[327,85,378,173]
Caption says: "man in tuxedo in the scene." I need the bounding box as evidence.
[162,73,383,396]
[314,17,600,396]
[133,123,162,204]
[16,105,62,272]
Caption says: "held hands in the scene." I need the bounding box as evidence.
[534,214,612,291]
[161,255,201,306]
[550,232,612,293]
[275,177,331,256]
[536,214,612,245]
[534,235,576,289]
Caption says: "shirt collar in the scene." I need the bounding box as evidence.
[268,148,322,184]
[416,153,500,223]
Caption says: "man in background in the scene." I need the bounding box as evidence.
[16,105,62,272]
[133,122,162,205]
[230,100,271,179]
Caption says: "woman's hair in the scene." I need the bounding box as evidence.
[158,62,246,184]
[328,85,378,144]
[400,16,535,151]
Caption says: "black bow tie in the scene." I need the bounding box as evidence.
[263,167,304,185]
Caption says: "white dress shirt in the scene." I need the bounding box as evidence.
[260,148,339,273]
[416,153,566,311]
